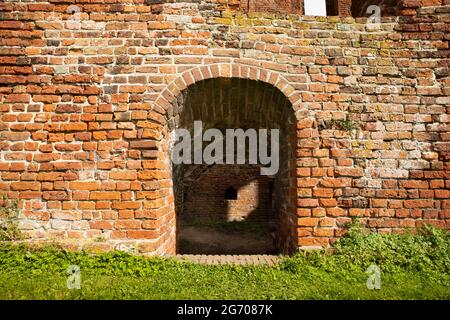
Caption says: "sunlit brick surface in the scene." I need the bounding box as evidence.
[0,0,448,255]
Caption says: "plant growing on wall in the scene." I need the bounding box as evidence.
[0,195,22,241]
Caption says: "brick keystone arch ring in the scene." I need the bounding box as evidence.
[153,63,305,121]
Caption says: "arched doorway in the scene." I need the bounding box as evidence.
[164,76,297,255]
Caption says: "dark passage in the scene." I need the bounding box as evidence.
[171,78,297,255]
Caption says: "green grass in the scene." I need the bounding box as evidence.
[1,265,448,300]
[0,223,449,300]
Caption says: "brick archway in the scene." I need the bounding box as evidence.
[154,63,303,119]
[139,63,321,255]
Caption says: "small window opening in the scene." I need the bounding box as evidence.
[225,187,238,200]
[304,0,327,16]
[326,0,339,16]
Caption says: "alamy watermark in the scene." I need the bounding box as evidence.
[366,5,381,30]
[114,242,135,254]
[366,264,381,290]
[67,265,81,290]
[171,121,280,176]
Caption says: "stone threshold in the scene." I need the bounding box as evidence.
[176,254,283,266]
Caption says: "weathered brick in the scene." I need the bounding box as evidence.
[126,230,158,239]
[90,192,121,200]
[10,182,39,191]
[69,182,100,191]
[89,221,113,230]
[0,1,447,256]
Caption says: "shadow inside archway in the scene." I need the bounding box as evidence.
[169,77,297,255]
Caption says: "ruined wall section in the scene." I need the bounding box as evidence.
[0,0,448,253]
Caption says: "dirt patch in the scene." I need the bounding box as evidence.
[178,224,277,254]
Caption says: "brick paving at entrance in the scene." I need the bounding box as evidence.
[176,255,282,266]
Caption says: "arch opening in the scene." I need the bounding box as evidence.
[165,77,297,255]
[225,187,238,200]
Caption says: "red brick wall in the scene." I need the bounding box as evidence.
[398,0,445,15]
[240,0,436,16]
[241,0,302,14]
[183,165,273,222]
[338,0,352,16]
[0,0,448,254]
